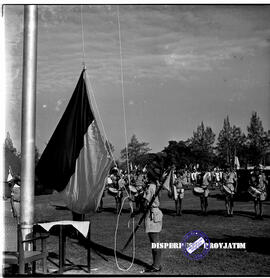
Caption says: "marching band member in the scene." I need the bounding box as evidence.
[109,169,124,214]
[222,165,237,217]
[199,167,211,216]
[249,165,268,220]
[191,167,197,186]
[174,170,185,216]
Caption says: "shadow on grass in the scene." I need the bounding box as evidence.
[211,235,270,255]
[78,238,151,269]
[161,207,270,219]
[101,207,131,214]
[161,208,228,217]
[37,225,151,269]
[53,205,69,211]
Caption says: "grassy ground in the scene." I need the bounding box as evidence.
[4,188,270,275]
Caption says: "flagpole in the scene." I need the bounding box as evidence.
[20,5,38,240]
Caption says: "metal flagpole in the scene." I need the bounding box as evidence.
[20,5,38,241]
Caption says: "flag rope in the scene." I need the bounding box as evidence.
[80,5,86,68]
[113,5,136,272]
[79,5,135,271]
[117,5,131,180]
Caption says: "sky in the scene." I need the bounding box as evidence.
[4,4,270,158]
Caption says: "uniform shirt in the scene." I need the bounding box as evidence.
[144,183,160,208]
[223,172,237,185]
[202,172,211,187]
[250,173,267,191]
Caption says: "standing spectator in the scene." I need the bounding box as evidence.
[248,165,268,219]
[222,165,237,217]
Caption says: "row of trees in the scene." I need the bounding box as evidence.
[119,112,270,170]
[4,111,270,172]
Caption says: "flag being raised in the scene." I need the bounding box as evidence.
[36,69,112,214]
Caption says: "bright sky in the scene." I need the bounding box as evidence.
[5,5,270,157]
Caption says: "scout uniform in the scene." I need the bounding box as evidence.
[144,183,163,233]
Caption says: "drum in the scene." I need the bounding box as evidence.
[260,192,267,201]
[177,188,185,199]
[222,184,235,195]
[248,186,261,198]
[193,187,204,196]
[129,185,138,194]
[108,187,118,196]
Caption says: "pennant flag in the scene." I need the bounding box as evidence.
[36,69,113,214]
[234,156,240,170]
[142,165,147,173]
[162,169,176,199]
[7,166,13,182]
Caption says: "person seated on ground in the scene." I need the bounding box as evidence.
[248,165,268,220]
[222,165,237,217]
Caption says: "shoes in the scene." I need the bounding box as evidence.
[143,265,162,273]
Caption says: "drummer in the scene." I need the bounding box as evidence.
[249,165,268,220]
[174,170,185,216]
[222,165,237,217]
[199,167,211,216]
[110,169,125,214]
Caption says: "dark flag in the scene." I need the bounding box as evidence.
[36,69,112,214]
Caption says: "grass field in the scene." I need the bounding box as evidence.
[4,188,270,275]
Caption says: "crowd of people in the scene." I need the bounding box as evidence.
[102,164,268,220]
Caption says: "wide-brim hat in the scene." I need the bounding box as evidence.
[146,152,167,180]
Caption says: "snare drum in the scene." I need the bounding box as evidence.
[222,184,235,195]
[129,185,138,194]
[260,192,267,201]
[248,186,261,198]
[193,187,204,196]
[108,187,118,196]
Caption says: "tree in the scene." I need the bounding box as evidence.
[120,134,151,166]
[188,122,216,168]
[162,140,193,169]
[246,112,269,165]
[217,116,246,167]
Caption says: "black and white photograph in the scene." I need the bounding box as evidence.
[1,3,270,276]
